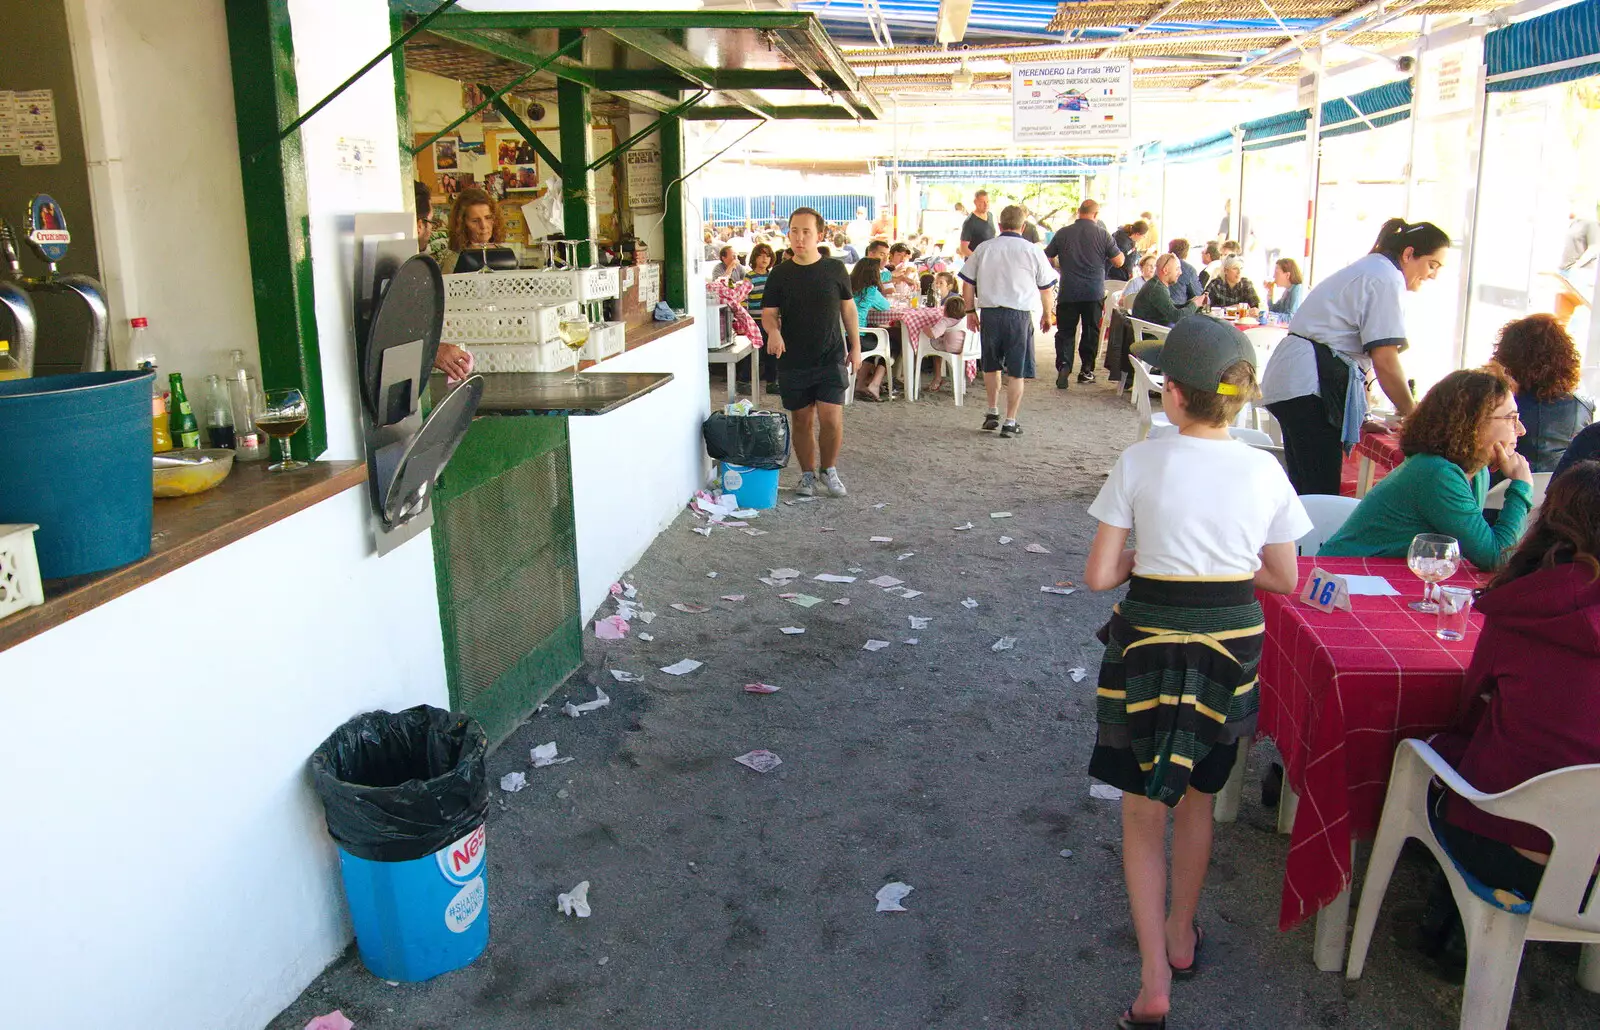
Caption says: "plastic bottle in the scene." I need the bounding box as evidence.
[202,373,236,449]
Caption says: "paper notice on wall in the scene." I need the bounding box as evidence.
[15,89,59,165]
[334,136,377,177]
[625,146,663,212]
[1011,61,1131,143]
[0,91,17,157]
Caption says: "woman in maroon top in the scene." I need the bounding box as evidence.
[1420,460,1600,958]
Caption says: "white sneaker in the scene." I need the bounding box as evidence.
[796,471,818,497]
[822,467,848,497]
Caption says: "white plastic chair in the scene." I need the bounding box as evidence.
[845,326,893,405]
[1296,494,1359,556]
[1126,318,1170,402]
[1099,284,1126,353]
[909,324,980,406]
[1346,739,1600,1027]
[1129,356,1173,441]
[1485,472,1553,511]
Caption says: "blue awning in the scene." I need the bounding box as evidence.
[1162,128,1235,165]
[896,155,1111,181]
[701,194,876,225]
[1234,78,1413,153]
[1486,0,1600,92]
[1240,109,1310,152]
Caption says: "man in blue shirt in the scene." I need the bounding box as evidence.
[1168,238,1203,307]
[1043,199,1123,388]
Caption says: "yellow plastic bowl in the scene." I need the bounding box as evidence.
[152,448,235,498]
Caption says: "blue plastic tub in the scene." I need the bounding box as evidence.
[0,370,155,579]
[720,462,779,509]
[337,822,490,982]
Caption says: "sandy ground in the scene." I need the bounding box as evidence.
[272,336,1600,1030]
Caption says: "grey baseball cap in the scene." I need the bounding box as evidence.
[1150,315,1257,395]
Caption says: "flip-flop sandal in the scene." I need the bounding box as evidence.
[854,389,881,403]
[1169,921,1204,980]
[1116,1005,1167,1029]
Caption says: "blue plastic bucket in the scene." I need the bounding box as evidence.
[337,822,490,982]
[0,370,155,579]
[720,462,779,509]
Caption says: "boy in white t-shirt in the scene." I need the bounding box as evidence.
[1082,317,1310,1030]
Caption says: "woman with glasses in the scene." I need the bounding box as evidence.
[1319,366,1534,570]
[1259,219,1451,494]
[1491,313,1594,472]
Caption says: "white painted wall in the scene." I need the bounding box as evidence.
[0,487,448,1030]
[569,320,711,618]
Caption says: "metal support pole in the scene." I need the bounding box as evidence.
[661,115,687,310]
[1304,60,1324,282]
[556,29,596,266]
[1402,17,1430,218]
[1457,44,1493,373]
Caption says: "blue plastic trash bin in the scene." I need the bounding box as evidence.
[720,462,779,509]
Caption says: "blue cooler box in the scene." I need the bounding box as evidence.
[337,823,489,981]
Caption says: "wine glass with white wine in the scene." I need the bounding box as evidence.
[559,315,591,385]
[1406,533,1461,613]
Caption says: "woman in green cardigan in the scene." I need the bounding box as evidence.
[1320,367,1534,569]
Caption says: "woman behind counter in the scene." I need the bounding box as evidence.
[437,187,505,275]
[1491,313,1594,472]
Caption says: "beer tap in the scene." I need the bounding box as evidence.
[0,219,38,377]
[18,195,110,373]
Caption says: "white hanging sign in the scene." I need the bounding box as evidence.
[1011,60,1132,143]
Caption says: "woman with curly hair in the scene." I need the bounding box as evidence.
[439,187,505,274]
[1320,366,1534,569]
[1491,313,1594,472]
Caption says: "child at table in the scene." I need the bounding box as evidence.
[915,295,968,394]
[932,271,958,304]
[1083,318,1309,1030]
[849,257,892,401]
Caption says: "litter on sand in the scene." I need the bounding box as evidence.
[819,527,836,533]
[770,568,802,581]
[660,659,704,676]
[953,522,975,531]
[757,577,784,586]
[990,512,1014,519]
[888,587,923,599]
[706,572,719,579]
[909,616,931,629]
[780,626,806,635]
[904,638,920,645]
[833,598,852,606]
[785,594,824,608]
[875,882,914,912]
[897,552,915,561]
[500,771,528,793]
[1068,668,1088,683]
[303,1013,355,1030]
[999,536,1013,545]
[1025,543,1052,554]
[638,633,655,642]
[671,603,711,614]
[848,567,865,574]
[720,594,746,602]
[608,669,644,682]
[742,528,768,537]
[532,742,574,768]
[734,750,783,773]
[814,573,856,583]
[870,536,894,543]
[873,503,887,509]
[868,575,903,588]
[732,509,760,519]
[1090,784,1123,801]
[961,598,979,609]
[557,881,592,918]
[593,615,629,640]
[992,637,1018,652]
[562,686,611,717]
[863,639,891,652]
[692,526,713,537]
[743,683,781,694]
[1041,586,1078,596]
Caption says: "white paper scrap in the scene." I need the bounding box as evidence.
[870,536,894,543]
[770,568,802,581]
[897,553,915,561]
[531,742,574,767]
[638,633,655,642]
[868,575,903,588]
[999,536,1013,545]
[758,577,783,586]
[608,669,643,682]
[889,587,924,599]
[904,638,920,645]
[992,636,1018,652]
[706,572,719,579]
[1068,667,1088,683]
[693,526,712,537]
[732,509,760,519]
[873,503,887,509]
[734,749,782,773]
[1341,575,1400,596]
[561,686,611,717]
[863,639,891,651]
[1025,543,1052,554]
[557,881,592,918]
[786,594,824,608]
[991,512,1014,519]
[832,598,851,606]
[721,594,746,602]
[848,567,865,574]
[500,771,527,793]
[953,522,975,531]
[780,626,806,635]
[814,573,857,583]
[1041,586,1078,596]
[909,616,931,629]
[660,659,704,676]
[1090,784,1123,801]
[961,598,979,609]
[875,881,914,912]
[742,528,769,537]
[743,683,781,694]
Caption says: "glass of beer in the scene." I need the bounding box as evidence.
[257,388,310,472]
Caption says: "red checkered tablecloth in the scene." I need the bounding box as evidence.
[866,304,945,340]
[1356,427,1404,474]
[1258,556,1484,931]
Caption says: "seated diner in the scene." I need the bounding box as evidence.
[1266,257,1306,318]
[1318,367,1534,570]
[1131,254,1206,327]
[850,257,892,401]
[1203,256,1260,310]
[1491,313,1594,473]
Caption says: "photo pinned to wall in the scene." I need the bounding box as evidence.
[437,172,476,196]
[458,139,485,158]
[496,136,537,167]
[506,166,541,192]
[462,83,488,117]
[434,136,459,170]
[483,171,507,201]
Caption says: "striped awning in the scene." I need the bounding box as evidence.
[895,155,1112,180]
[1486,0,1600,92]
[1236,77,1414,152]
[1162,128,1235,165]
[701,194,877,225]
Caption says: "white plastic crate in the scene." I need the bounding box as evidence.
[0,523,44,621]
[580,321,627,362]
[443,266,620,310]
[464,339,577,373]
[441,302,579,345]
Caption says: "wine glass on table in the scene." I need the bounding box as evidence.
[559,315,591,385]
[1406,533,1461,613]
[257,388,309,472]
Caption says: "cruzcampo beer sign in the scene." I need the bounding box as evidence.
[1011,61,1133,144]
[27,194,70,263]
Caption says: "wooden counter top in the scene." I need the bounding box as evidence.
[435,371,676,417]
[0,460,366,654]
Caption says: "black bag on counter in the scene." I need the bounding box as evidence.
[702,410,790,470]
[309,705,488,863]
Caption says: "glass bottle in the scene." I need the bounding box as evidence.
[168,372,201,450]
[229,369,267,461]
[202,373,235,449]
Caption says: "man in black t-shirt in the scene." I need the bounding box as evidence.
[761,207,862,498]
[1043,199,1122,388]
[959,190,997,257]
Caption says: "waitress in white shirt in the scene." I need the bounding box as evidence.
[1259,219,1450,495]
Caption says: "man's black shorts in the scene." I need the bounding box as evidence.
[779,362,849,410]
[978,307,1037,379]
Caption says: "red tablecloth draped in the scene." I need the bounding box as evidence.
[866,304,945,340]
[1258,556,1485,930]
[1340,426,1404,497]
[707,279,760,343]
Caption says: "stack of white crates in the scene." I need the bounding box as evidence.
[441,265,622,372]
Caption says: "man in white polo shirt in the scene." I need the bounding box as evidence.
[959,205,1058,438]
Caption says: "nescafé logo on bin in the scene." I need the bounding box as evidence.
[436,824,486,885]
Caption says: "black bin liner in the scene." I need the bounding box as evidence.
[309,705,489,863]
[702,410,790,471]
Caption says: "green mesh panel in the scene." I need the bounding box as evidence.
[431,417,581,745]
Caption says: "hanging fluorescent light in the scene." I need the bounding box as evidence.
[952,61,974,92]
